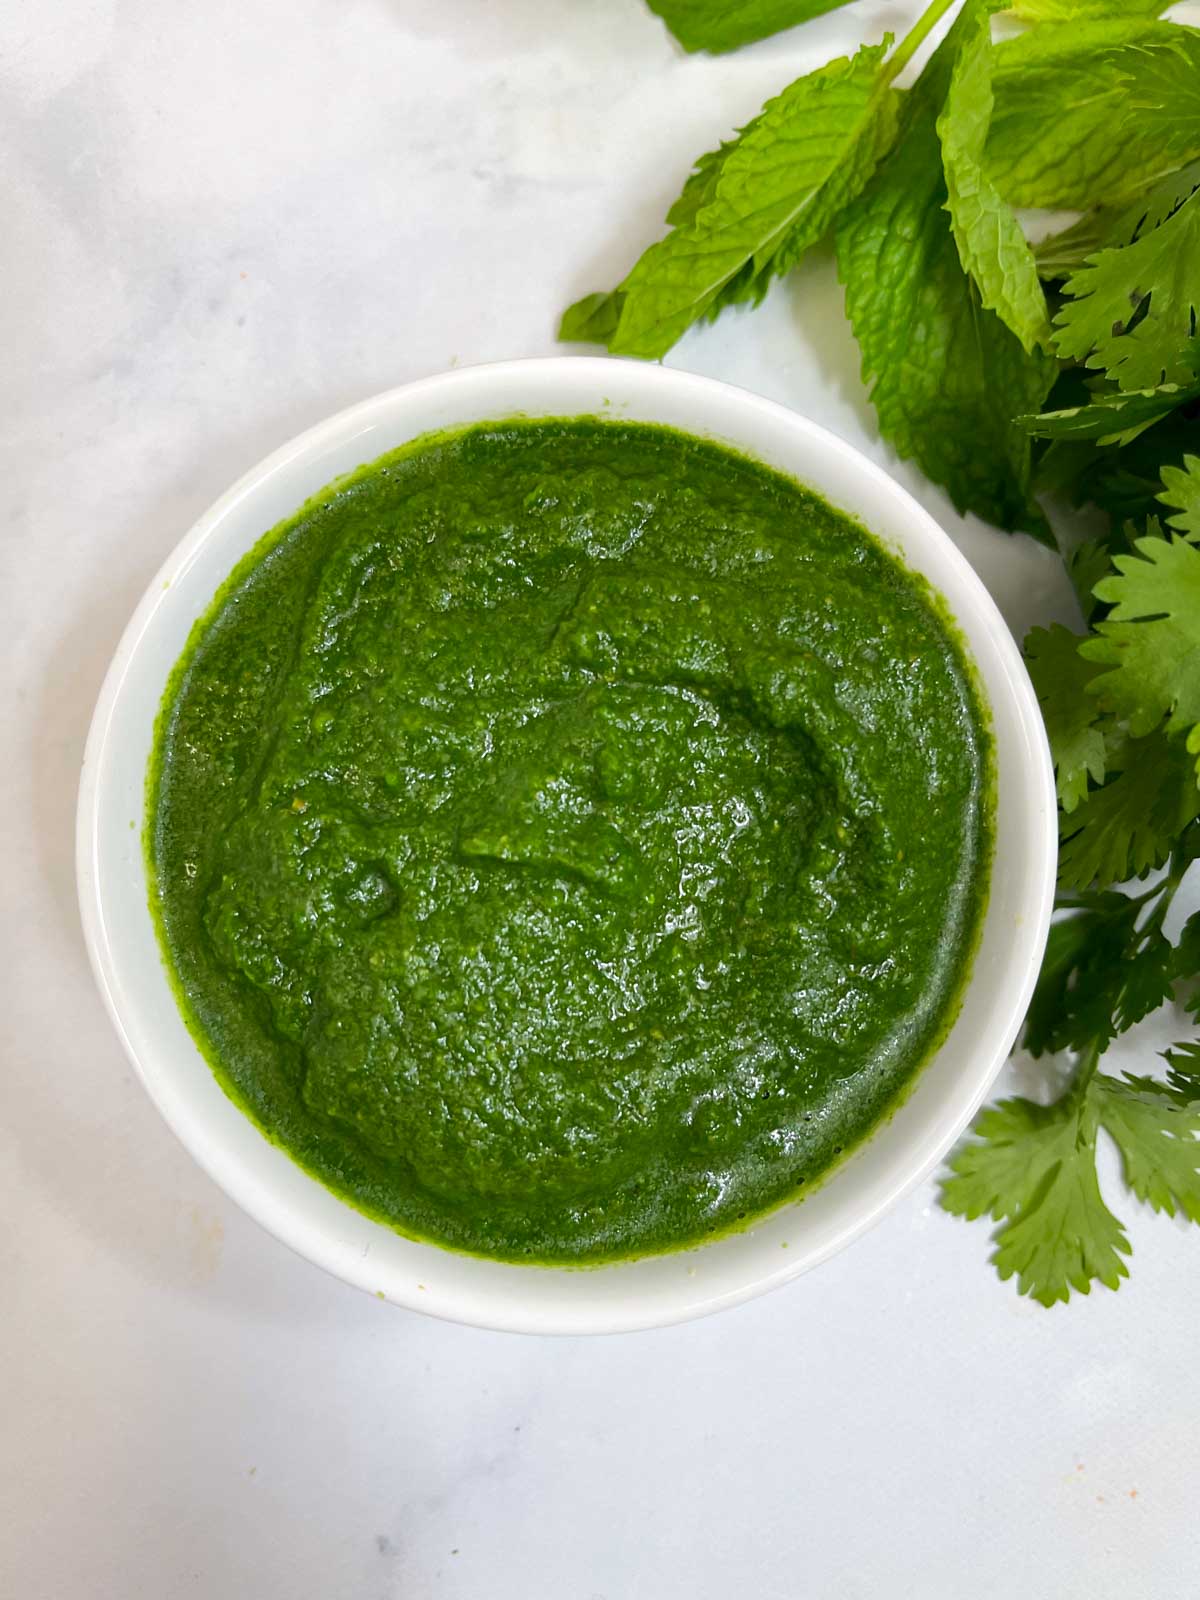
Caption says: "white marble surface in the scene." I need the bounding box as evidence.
[5,2,1200,1595]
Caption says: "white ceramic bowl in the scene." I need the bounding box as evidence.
[78,357,1055,1333]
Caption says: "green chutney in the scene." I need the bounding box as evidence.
[148,418,992,1263]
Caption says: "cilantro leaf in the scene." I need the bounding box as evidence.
[1114,928,1178,1034]
[936,6,1051,354]
[1037,411,1200,529]
[1159,454,1200,540]
[1023,894,1136,1056]
[1035,160,1200,281]
[836,13,1056,533]
[1023,914,1096,1058]
[1024,880,1180,1054]
[941,1091,1130,1307]
[1017,380,1200,449]
[1058,732,1200,890]
[1173,912,1200,1006]
[1054,187,1200,393]
[1165,1039,1200,1091]
[986,21,1200,210]
[563,41,901,360]
[1096,1074,1200,1224]
[1083,530,1200,737]
[1025,624,1108,812]
[1065,537,1115,622]
[644,0,853,55]
[945,1008,1200,1305]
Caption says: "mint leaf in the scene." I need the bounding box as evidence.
[1025,624,1108,812]
[986,21,1200,210]
[936,4,1051,353]
[1159,455,1200,540]
[1055,187,1200,392]
[1010,0,1170,16]
[602,41,901,359]
[559,291,625,344]
[560,132,765,346]
[837,13,1056,532]
[941,1091,1130,1307]
[1083,531,1200,737]
[665,142,738,228]
[644,0,853,55]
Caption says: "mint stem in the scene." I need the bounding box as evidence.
[882,0,961,87]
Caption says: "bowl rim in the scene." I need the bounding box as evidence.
[77,356,1057,1333]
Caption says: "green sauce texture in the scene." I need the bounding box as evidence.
[149,418,991,1262]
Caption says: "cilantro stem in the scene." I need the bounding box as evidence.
[1139,850,1194,941]
[1168,826,1199,891]
[882,0,961,87]
[1072,1037,1103,1109]
[1142,882,1177,941]
[1055,884,1160,913]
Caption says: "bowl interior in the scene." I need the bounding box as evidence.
[78,358,1055,1333]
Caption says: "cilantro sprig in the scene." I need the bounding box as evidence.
[561,0,1200,1304]
[943,848,1200,1305]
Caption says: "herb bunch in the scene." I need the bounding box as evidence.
[562,0,1200,1304]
